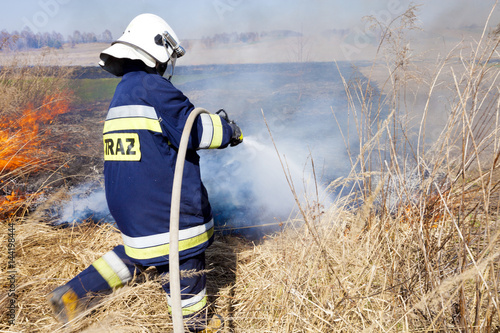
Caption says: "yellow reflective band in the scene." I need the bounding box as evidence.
[121,220,214,249]
[103,117,162,134]
[208,115,223,149]
[168,296,207,316]
[92,257,123,288]
[103,133,141,161]
[124,227,214,260]
[182,296,207,316]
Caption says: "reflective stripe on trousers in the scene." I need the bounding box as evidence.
[168,288,207,316]
[65,246,207,313]
[92,249,133,288]
[122,220,214,260]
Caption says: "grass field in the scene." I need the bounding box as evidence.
[68,78,119,103]
[67,72,239,103]
[1,6,500,332]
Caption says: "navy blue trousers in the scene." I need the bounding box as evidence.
[66,245,207,319]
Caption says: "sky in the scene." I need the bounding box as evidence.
[0,0,498,40]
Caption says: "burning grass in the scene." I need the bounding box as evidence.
[0,91,71,171]
[1,5,500,332]
[0,63,74,219]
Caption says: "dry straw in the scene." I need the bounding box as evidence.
[1,4,500,332]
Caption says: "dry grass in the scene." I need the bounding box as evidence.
[0,62,73,117]
[0,217,251,333]
[1,4,500,332]
[222,5,500,332]
[0,58,74,218]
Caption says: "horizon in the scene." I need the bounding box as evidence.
[1,1,498,41]
[1,1,499,65]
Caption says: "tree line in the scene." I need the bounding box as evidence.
[200,30,301,48]
[0,28,113,51]
[0,28,306,52]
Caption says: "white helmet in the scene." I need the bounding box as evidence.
[99,13,185,77]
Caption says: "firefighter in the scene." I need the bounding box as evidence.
[48,13,242,332]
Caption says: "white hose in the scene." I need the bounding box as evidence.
[169,107,210,333]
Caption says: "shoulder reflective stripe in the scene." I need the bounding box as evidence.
[124,226,214,260]
[106,105,158,121]
[208,114,223,149]
[92,250,132,288]
[103,133,141,161]
[121,220,214,249]
[103,117,162,134]
[104,105,160,134]
[199,114,214,149]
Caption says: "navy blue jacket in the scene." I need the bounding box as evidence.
[103,70,233,266]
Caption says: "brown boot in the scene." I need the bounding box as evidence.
[195,314,224,333]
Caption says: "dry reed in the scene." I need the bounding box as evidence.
[0,56,74,219]
[219,5,500,332]
[1,4,500,332]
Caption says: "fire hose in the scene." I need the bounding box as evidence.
[169,107,209,333]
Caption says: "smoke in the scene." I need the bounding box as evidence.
[55,181,113,225]
[201,134,329,238]
[181,62,360,237]
[201,130,345,238]
[54,62,362,238]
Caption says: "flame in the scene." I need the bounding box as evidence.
[0,91,71,172]
[0,90,71,217]
[0,189,42,217]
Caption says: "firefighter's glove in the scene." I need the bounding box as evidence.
[217,109,243,147]
[229,121,243,147]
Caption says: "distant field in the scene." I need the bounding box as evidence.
[0,34,376,67]
[67,70,240,103]
[68,77,119,103]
